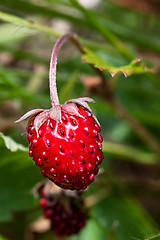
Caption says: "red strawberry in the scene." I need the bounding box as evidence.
[39,182,89,236]
[16,34,104,191]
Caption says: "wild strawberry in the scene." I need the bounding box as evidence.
[16,34,104,190]
[39,182,89,236]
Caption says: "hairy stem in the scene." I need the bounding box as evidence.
[49,34,79,106]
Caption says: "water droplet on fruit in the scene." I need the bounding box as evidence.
[90,174,95,181]
[70,151,73,157]
[88,145,94,153]
[86,163,92,171]
[38,158,43,166]
[95,124,101,132]
[29,150,33,157]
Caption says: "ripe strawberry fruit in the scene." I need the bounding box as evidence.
[39,182,89,236]
[16,34,104,190]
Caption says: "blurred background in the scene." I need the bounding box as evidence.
[0,0,160,239]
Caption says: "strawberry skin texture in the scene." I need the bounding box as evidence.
[28,106,104,190]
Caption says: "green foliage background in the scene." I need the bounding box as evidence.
[0,0,160,239]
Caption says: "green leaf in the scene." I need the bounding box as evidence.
[69,193,157,240]
[0,133,27,152]
[0,133,43,222]
[0,11,60,38]
[145,233,160,240]
[0,23,32,44]
[90,194,157,240]
[82,48,154,77]
[69,219,104,240]
[0,235,7,240]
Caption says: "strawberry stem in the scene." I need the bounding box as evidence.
[49,34,75,107]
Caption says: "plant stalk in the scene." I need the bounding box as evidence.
[49,34,75,106]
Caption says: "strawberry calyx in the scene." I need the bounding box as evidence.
[16,97,96,137]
